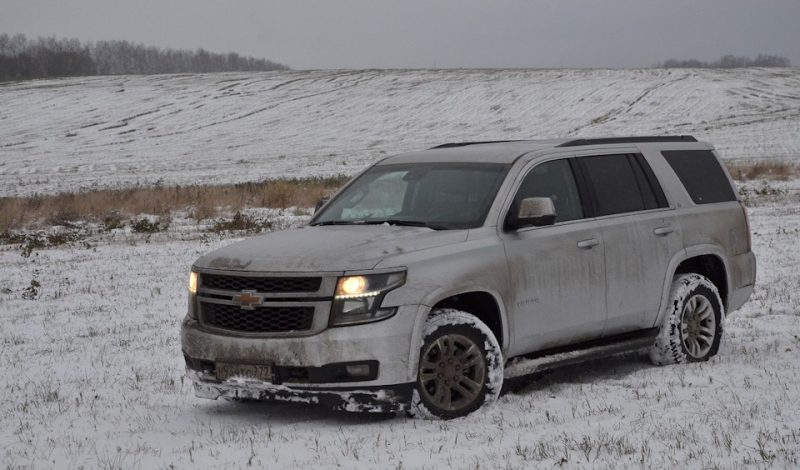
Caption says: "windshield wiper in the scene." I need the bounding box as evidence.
[309,220,365,226]
[311,219,448,230]
[364,220,448,230]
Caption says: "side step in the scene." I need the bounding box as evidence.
[504,329,658,379]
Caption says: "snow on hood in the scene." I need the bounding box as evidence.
[194,224,468,272]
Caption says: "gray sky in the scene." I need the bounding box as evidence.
[2,0,798,69]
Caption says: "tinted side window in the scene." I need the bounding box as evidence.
[580,154,646,216]
[513,159,584,223]
[662,150,736,204]
[630,154,668,210]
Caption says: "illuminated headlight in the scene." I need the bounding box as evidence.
[330,271,406,326]
[187,271,199,320]
[336,275,372,297]
[188,271,198,294]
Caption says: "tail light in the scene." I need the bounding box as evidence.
[740,201,752,252]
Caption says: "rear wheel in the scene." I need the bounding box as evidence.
[410,309,503,419]
[650,273,724,365]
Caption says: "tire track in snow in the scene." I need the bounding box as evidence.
[569,72,690,135]
[153,71,379,137]
[3,69,800,196]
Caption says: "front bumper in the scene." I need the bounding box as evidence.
[188,370,412,413]
[182,303,422,396]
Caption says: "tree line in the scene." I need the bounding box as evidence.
[0,33,289,81]
[658,54,790,69]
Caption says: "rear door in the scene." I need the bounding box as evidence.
[575,152,682,336]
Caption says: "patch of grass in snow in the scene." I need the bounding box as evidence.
[210,211,271,234]
[726,160,799,182]
[0,175,348,231]
[737,180,792,206]
[0,229,84,257]
[130,217,169,234]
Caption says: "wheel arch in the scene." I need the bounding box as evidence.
[654,244,730,327]
[406,288,509,382]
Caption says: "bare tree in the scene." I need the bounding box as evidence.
[0,33,289,81]
[658,54,791,69]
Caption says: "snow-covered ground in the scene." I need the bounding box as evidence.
[0,187,798,469]
[2,68,799,467]
[2,68,800,196]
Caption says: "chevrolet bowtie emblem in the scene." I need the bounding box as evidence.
[232,290,263,310]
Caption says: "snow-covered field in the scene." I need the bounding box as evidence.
[1,68,799,468]
[2,68,800,196]
[0,187,798,469]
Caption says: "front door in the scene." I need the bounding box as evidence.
[501,158,607,356]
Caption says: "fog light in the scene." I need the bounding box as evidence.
[345,364,371,378]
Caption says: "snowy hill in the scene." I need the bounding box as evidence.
[1,68,799,196]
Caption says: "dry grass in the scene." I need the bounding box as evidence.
[725,160,799,181]
[2,160,797,232]
[0,175,349,232]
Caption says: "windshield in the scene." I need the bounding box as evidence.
[311,163,509,230]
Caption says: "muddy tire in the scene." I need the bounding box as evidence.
[649,273,724,365]
[409,309,503,420]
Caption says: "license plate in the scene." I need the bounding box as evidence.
[216,362,272,382]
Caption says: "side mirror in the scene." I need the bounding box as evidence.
[508,197,556,229]
[314,196,330,213]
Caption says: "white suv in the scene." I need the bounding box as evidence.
[181,136,756,419]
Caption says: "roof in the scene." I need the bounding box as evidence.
[379,136,699,165]
[380,141,559,165]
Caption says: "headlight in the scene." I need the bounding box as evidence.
[187,271,199,320]
[336,275,372,297]
[330,271,406,327]
[188,271,198,294]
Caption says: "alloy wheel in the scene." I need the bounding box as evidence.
[418,334,486,411]
[680,294,716,358]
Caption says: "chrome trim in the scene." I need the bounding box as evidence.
[194,267,339,299]
[198,286,334,300]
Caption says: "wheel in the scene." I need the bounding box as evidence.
[409,309,503,419]
[649,273,724,365]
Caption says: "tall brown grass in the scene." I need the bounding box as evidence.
[725,160,798,181]
[0,175,350,231]
[2,160,797,232]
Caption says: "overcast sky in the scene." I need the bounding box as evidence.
[2,0,798,69]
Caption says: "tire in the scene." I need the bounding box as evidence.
[409,309,503,420]
[649,273,725,365]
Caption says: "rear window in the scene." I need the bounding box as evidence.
[661,150,736,204]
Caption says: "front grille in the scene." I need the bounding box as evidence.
[201,274,321,293]
[202,303,314,333]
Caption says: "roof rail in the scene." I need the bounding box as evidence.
[557,136,697,147]
[430,140,530,149]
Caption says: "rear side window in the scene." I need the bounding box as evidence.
[631,154,669,209]
[662,150,736,204]
[579,154,661,216]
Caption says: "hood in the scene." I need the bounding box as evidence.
[194,225,469,273]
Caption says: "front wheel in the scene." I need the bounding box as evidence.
[649,273,725,365]
[409,309,503,419]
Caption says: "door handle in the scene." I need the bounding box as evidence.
[577,238,600,249]
[653,226,674,236]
